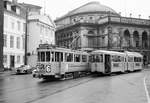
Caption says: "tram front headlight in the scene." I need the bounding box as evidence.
[46,65,51,72]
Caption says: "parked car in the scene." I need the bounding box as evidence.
[15,65,33,74]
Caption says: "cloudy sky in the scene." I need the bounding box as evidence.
[18,0,150,20]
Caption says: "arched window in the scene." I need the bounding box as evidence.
[123,30,130,47]
[133,31,139,47]
[88,30,94,34]
[142,31,148,49]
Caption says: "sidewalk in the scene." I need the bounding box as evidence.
[0,70,14,77]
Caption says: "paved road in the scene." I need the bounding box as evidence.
[0,69,150,103]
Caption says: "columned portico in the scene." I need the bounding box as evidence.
[55,1,150,65]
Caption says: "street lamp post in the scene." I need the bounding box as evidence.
[24,8,29,65]
[107,26,112,50]
[0,0,4,71]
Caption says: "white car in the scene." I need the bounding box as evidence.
[32,69,39,78]
[16,65,33,74]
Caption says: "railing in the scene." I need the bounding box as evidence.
[99,16,150,26]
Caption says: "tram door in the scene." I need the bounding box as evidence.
[104,54,111,73]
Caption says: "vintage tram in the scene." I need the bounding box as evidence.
[35,44,90,79]
[89,50,143,74]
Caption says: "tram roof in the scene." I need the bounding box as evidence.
[38,46,88,54]
[91,50,125,56]
[125,51,143,57]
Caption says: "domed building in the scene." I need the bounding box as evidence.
[55,1,150,65]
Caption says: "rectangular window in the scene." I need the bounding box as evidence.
[65,53,73,62]
[17,37,20,49]
[134,57,142,62]
[4,16,8,28]
[3,55,7,64]
[82,55,87,62]
[46,51,50,62]
[17,55,20,63]
[41,52,45,62]
[128,57,133,62]
[55,52,63,62]
[22,37,25,49]
[11,21,15,30]
[10,36,14,48]
[51,52,54,62]
[4,34,7,47]
[89,54,103,62]
[38,52,40,62]
[23,56,25,64]
[112,55,122,62]
[17,21,21,31]
[23,23,26,32]
[74,54,80,62]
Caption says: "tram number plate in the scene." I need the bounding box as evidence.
[113,63,119,67]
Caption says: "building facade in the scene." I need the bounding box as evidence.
[55,2,150,65]
[0,0,4,71]
[3,0,26,69]
[20,3,56,67]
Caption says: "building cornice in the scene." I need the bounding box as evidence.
[28,19,55,29]
[4,9,26,20]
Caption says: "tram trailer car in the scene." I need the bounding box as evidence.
[90,50,143,74]
[125,51,143,72]
[35,44,90,79]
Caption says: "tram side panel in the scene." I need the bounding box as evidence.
[111,61,125,73]
[133,57,143,71]
[90,54,104,73]
[61,62,89,73]
[127,56,134,72]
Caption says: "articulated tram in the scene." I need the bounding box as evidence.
[90,50,143,74]
[35,44,90,79]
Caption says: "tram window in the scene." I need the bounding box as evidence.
[112,55,121,62]
[41,52,45,62]
[100,54,103,62]
[55,52,59,62]
[51,52,54,62]
[134,57,142,62]
[65,53,73,62]
[82,55,87,62]
[95,55,100,62]
[128,57,133,62]
[74,54,80,62]
[60,52,63,62]
[121,57,124,62]
[89,55,95,62]
[38,52,40,62]
[46,51,50,62]
[55,52,63,62]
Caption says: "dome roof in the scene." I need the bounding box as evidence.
[67,1,118,16]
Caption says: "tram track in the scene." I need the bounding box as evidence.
[25,76,97,103]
